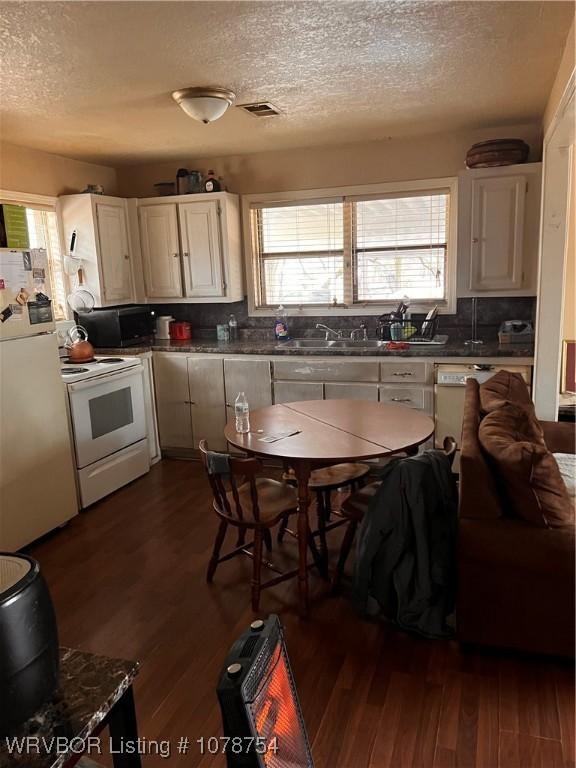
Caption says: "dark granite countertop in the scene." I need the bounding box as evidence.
[0,648,138,768]
[100,338,534,359]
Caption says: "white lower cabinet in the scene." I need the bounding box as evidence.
[324,383,379,401]
[154,354,194,450]
[151,353,532,461]
[378,385,434,414]
[154,354,227,452]
[273,381,324,404]
[224,359,272,418]
[188,357,227,450]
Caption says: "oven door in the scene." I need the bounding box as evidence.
[68,367,146,468]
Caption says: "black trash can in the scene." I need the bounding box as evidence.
[0,553,59,734]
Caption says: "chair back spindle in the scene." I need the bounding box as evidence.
[199,439,263,524]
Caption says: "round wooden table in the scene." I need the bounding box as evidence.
[224,399,435,613]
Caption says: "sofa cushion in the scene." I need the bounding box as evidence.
[480,370,533,411]
[479,404,574,529]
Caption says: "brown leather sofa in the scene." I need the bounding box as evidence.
[458,378,575,657]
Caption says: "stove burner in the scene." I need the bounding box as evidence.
[97,358,124,364]
[60,356,96,364]
[61,367,89,375]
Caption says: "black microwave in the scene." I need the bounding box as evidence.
[75,306,154,348]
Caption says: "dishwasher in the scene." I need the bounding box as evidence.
[435,363,532,468]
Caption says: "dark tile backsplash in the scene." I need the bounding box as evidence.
[150,296,536,342]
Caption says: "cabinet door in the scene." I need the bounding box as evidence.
[379,385,434,414]
[273,360,379,382]
[179,201,224,297]
[470,176,526,290]
[188,357,227,450]
[380,361,433,384]
[153,354,193,449]
[139,205,182,298]
[273,382,324,404]
[95,202,133,302]
[224,360,272,423]
[324,383,379,401]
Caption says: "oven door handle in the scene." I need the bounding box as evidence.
[68,366,142,392]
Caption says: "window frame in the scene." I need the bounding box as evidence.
[0,188,70,320]
[243,177,458,317]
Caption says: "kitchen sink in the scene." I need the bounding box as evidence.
[277,338,387,349]
[329,339,385,348]
[276,336,448,350]
[277,339,336,348]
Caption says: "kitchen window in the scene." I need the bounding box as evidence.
[0,194,68,320]
[246,179,457,315]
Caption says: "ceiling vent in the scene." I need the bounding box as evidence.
[237,102,281,117]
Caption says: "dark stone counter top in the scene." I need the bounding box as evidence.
[0,648,138,768]
[100,339,534,359]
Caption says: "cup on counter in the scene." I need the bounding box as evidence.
[216,324,230,342]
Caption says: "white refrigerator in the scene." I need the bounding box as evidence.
[0,248,78,551]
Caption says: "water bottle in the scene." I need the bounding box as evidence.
[229,313,238,342]
[234,392,250,434]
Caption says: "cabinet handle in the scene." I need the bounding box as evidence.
[225,402,233,408]
[472,237,479,244]
[184,400,196,405]
[173,253,180,259]
[391,397,412,403]
[392,371,414,377]
[124,254,129,260]
[183,251,189,258]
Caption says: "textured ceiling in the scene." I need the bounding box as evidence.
[0,1,573,165]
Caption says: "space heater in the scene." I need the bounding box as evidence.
[217,615,314,768]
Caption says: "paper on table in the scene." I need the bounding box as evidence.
[258,429,302,443]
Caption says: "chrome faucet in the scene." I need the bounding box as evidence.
[315,323,342,340]
[350,323,368,341]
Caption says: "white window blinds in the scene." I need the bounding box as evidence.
[25,208,67,320]
[250,187,451,308]
[353,192,448,302]
[253,201,344,306]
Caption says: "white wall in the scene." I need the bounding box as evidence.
[116,122,542,198]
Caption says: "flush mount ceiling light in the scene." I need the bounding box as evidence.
[171,87,236,124]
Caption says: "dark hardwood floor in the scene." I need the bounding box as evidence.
[29,459,575,768]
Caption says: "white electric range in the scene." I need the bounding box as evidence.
[61,355,150,508]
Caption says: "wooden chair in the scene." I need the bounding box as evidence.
[278,462,370,561]
[332,437,458,590]
[199,440,301,611]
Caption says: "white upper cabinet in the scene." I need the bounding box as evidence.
[179,201,224,297]
[95,202,133,302]
[470,175,526,291]
[139,204,182,298]
[457,163,542,296]
[135,192,243,303]
[59,194,136,307]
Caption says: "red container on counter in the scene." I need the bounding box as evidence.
[169,321,192,340]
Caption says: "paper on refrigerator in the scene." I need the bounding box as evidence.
[0,250,32,295]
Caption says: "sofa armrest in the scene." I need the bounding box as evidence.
[541,421,576,454]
